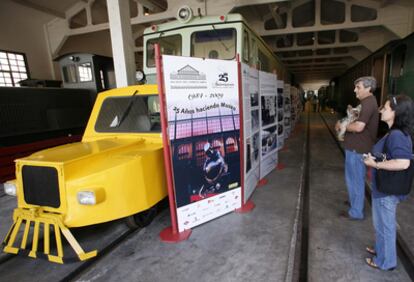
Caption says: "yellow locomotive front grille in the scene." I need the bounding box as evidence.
[22,165,61,208]
[3,208,97,263]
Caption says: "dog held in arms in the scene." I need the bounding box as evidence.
[336,104,361,141]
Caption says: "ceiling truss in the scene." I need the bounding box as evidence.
[11,0,414,89]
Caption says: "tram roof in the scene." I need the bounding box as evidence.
[143,14,246,35]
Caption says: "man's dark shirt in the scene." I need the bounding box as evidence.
[344,95,379,153]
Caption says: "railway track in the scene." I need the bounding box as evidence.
[59,228,137,282]
[0,205,168,282]
[0,221,136,281]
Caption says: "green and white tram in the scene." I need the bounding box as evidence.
[142,13,290,84]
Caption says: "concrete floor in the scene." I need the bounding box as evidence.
[0,111,413,281]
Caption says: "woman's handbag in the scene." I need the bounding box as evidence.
[376,161,414,195]
[375,132,414,195]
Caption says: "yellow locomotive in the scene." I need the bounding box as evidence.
[2,84,167,263]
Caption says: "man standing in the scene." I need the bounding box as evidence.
[335,76,379,220]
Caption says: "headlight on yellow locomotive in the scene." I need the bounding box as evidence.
[4,181,17,196]
[77,191,96,205]
[77,188,105,205]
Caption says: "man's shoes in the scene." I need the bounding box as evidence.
[338,211,363,221]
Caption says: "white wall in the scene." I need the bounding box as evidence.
[301,81,329,91]
[0,1,115,82]
[58,30,113,57]
[0,0,54,79]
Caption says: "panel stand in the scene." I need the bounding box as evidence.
[257,178,268,187]
[276,163,285,170]
[159,227,192,243]
[235,200,255,213]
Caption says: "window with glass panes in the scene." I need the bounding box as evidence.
[0,50,29,87]
[175,120,192,139]
[195,141,208,166]
[221,116,235,131]
[192,119,207,136]
[78,62,93,82]
[177,144,192,160]
[207,117,222,134]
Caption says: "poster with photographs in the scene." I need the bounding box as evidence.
[162,55,241,232]
[277,80,285,150]
[241,63,260,203]
[251,109,259,133]
[290,86,298,129]
[259,71,278,179]
[290,86,301,127]
[250,69,259,108]
[284,83,292,138]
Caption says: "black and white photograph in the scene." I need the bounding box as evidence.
[252,132,260,163]
[278,124,284,135]
[278,110,284,122]
[261,125,277,156]
[250,91,259,107]
[284,116,290,127]
[246,137,251,173]
[284,97,291,112]
[251,109,259,132]
[261,96,277,127]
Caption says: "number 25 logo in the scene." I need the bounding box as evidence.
[218,73,228,82]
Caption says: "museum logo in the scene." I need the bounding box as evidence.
[169,64,207,89]
[170,65,206,80]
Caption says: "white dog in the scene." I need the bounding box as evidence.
[336,104,362,141]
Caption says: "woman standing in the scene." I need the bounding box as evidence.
[363,95,414,270]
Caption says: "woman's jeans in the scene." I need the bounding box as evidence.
[345,150,366,219]
[372,195,399,270]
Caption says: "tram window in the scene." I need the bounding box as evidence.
[258,49,270,72]
[243,30,250,63]
[251,38,258,66]
[95,95,160,133]
[191,28,236,60]
[147,95,161,130]
[99,70,105,89]
[62,64,77,83]
[391,44,406,78]
[146,35,182,67]
[106,70,116,88]
[78,62,93,82]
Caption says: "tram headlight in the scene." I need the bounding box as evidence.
[177,5,193,23]
[4,182,17,197]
